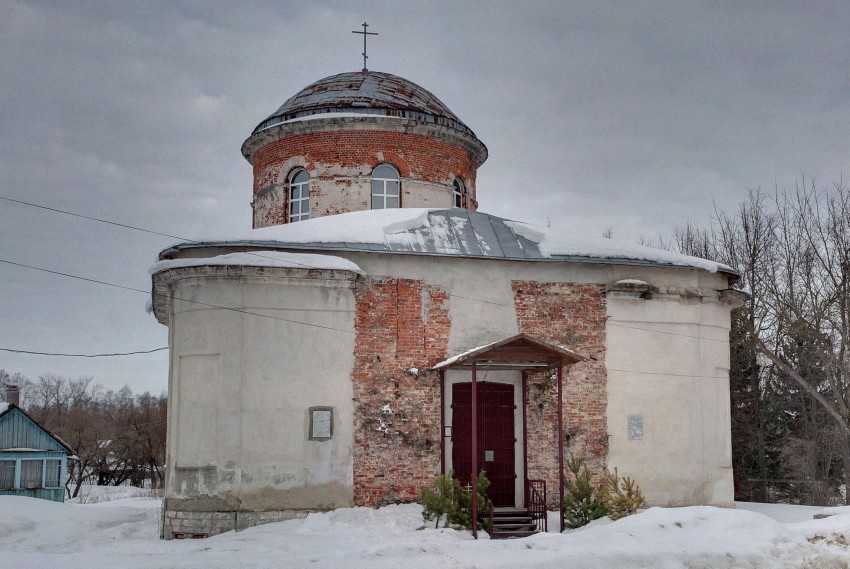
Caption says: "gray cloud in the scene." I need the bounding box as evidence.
[2,1,849,393]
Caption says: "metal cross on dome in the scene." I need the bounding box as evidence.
[352,22,378,72]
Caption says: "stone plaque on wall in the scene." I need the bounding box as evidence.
[309,407,333,440]
[628,415,644,441]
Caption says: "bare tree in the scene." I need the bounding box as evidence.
[17,373,167,497]
[673,179,850,505]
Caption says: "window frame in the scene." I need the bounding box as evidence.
[288,169,310,222]
[0,460,14,490]
[20,459,44,489]
[371,164,401,210]
[453,178,465,208]
[0,457,65,490]
[44,459,62,488]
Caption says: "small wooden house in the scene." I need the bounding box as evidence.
[0,402,74,502]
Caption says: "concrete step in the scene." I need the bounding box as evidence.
[491,515,533,521]
[490,529,539,539]
[492,522,537,530]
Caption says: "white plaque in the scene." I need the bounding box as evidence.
[628,415,644,441]
[310,408,333,440]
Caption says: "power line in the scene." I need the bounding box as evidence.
[1,197,734,347]
[0,257,731,354]
[0,195,342,274]
[607,322,728,343]
[0,347,168,357]
[607,367,729,380]
[0,257,392,341]
[0,196,185,241]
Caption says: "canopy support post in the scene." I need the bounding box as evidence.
[471,361,478,539]
[557,363,565,533]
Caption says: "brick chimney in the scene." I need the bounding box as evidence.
[3,382,20,407]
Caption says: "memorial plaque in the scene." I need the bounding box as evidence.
[310,407,333,440]
[628,415,644,440]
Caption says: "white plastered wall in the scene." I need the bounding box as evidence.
[164,270,358,511]
[605,270,736,507]
[160,251,738,509]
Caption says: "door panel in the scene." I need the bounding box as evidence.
[451,382,516,507]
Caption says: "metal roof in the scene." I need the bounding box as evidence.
[162,210,546,261]
[432,333,584,371]
[158,209,739,278]
[251,71,477,137]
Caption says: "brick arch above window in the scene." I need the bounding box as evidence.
[274,157,314,185]
[365,152,410,178]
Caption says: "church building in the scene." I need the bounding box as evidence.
[150,69,744,539]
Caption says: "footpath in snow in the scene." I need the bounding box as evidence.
[1,493,850,568]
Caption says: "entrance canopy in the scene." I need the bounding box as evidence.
[433,333,583,537]
[432,333,583,372]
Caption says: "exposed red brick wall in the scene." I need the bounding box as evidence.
[253,131,476,189]
[513,281,608,506]
[351,277,451,506]
[350,276,607,509]
[251,129,479,227]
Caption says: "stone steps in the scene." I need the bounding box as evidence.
[488,508,540,539]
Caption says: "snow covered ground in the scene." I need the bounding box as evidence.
[2,495,850,568]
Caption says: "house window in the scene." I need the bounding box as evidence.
[44,459,62,488]
[371,164,400,209]
[0,460,14,489]
[453,178,465,208]
[20,460,43,489]
[309,407,333,440]
[289,169,310,222]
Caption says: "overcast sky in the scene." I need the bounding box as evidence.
[2,1,849,395]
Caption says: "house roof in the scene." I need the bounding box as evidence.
[156,208,738,277]
[0,403,75,455]
[432,333,584,371]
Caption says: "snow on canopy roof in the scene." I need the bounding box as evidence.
[432,333,584,371]
[158,209,737,276]
[149,251,363,276]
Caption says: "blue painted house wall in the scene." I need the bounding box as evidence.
[0,404,72,502]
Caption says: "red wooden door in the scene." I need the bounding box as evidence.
[451,382,516,507]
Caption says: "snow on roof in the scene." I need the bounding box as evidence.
[431,337,507,369]
[150,251,363,276]
[253,112,407,135]
[432,333,583,370]
[157,209,736,275]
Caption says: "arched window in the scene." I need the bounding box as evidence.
[453,178,465,208]
[289,169,310,222]
[371,164,400,209]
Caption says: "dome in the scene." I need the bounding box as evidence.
[251,71,476,137]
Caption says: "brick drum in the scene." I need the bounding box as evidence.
[512,281,608,507]
[251,129,480,228]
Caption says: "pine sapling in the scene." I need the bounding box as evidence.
[600,468,646,520]
[562,454,609,529]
